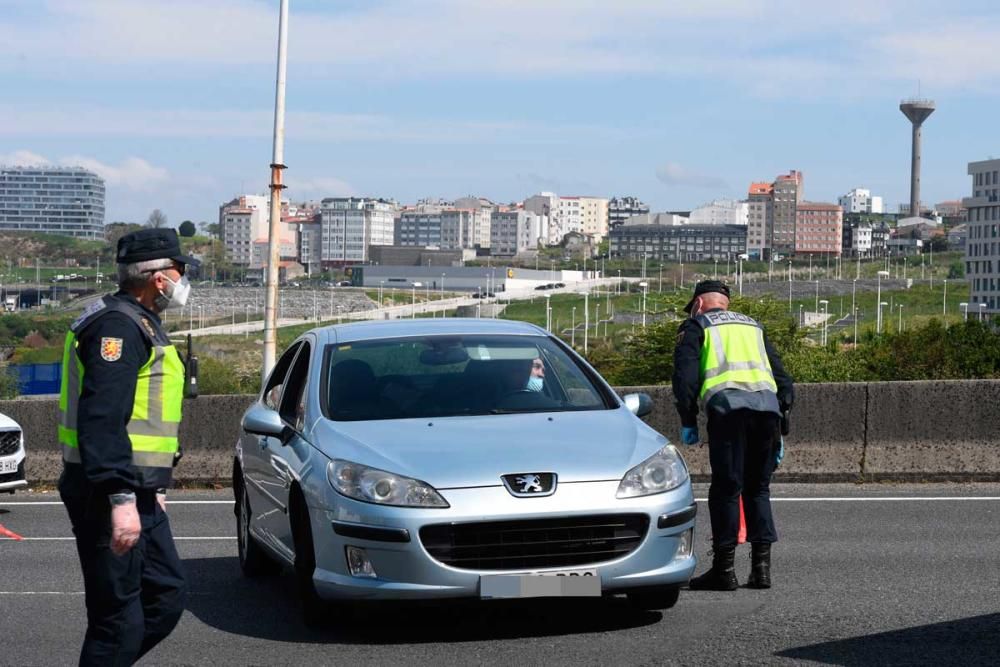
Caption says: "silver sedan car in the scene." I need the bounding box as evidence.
[233,318,696,621]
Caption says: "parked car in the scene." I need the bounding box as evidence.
[554,282,566,288]
[336,280,352,287]
[233,319,696,622]
[0,412,27,494]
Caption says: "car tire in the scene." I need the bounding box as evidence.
[626,585,681,610]
[236,477,282,577]
[290,491,330,627]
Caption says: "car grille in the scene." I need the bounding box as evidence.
[0,430,20,457]
[420,514,649,571]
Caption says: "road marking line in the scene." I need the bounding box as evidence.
[1,536,235,541]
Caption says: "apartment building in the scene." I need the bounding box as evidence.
[772,170,803,256]
[608,196,649,230]
[794,202,842,256]
[556,196,609,243]
[0,166,105,239]
[490,210,548,256]
[689,199,749,226]
[747,182,773,259]
[839,188,884,214]
[319,197,395,266]
[219,195,270,266]
[396,208,491,251]
[610,223,746,261]
[963,158,1000,312]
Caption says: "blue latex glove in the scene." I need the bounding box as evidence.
[775,437,785,468]
[680,426,699,446]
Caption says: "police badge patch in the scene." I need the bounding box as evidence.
[100,337,124,362]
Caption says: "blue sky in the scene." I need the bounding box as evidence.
[2,0,999,224]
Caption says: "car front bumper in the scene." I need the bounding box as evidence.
[0,454,27,493]
[308,481,697,601]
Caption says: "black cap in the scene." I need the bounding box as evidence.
[116,228,200,267]
[683,279,731,314]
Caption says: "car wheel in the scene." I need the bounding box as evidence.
[236,477,282,577]
[626,585,680,610]
[290,492,329,627]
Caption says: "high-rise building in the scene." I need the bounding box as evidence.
[0,166,105,239]
[608,196,649,230]
[839,188,884,214]
[490,210,548,256]
[319,197,395,266]
[772,170,803,256]
[963,158,1000,313]
[794,202,842,256]
[689,199,749,226]
[746,182,773,259]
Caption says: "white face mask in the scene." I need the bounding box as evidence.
[155,273,191,310]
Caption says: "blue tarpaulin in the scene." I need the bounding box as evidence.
[8,362,62,395]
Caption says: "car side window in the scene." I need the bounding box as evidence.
[279,342,311,431]
[263,342,301,410]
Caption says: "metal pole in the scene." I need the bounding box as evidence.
[262,0,289,381]
[943,279,947,316]
[584,292,589,354]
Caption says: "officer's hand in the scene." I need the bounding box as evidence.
[156,492,167,513]
[110,502,141,556]
[680,426,700,446]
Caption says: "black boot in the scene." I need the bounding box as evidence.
[688,545,738,591]
[746,542,772,589]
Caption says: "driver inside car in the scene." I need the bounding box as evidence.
[526,357,545,392]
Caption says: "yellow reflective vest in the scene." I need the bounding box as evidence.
[696,310,778,407]
[58,297,185,489]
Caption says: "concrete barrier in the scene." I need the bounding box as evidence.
[4,380,1000,486]
[864,380,1000,481]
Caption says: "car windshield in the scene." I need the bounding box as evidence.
[322,334,613,421]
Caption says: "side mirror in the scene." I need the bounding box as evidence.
[623,392,653,419]
[242,404,287,438]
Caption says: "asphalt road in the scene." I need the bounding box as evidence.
[2,483,999,666]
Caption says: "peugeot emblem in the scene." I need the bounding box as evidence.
[502,472,557,498]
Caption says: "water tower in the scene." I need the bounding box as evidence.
[899,99,935,219]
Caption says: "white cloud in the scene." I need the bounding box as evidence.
[292,176,356,198]
[0,150,50,167]
[655,163,728,190]
[0,149,170,191]
[2,0,995,93]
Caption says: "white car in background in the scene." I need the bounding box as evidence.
[0,413,26,494]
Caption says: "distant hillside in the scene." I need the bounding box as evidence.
[0,231,215,267]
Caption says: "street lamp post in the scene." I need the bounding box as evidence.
[851,278,857,318]
[814,279,819,313]
[787,260,792,311]
[853,307,859,346]
[943,278,947,316]
[819,299,829,346]
[412,282,422,319]
[545,294,551,331]
[899,304,904,332]
[978,303,987,322]
[960,302,968,321]
[798,304,803,327]
[878,302,889,333]
[571,306,576,347]
[876,270,889,333]
[639,282,648,328]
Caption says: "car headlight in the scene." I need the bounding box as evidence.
[327,460,449,508]
[616,446,689,499]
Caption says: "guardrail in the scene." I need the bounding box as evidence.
[5,379,1000,486]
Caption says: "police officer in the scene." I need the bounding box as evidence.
[58,228,198,665]
[672,280,794,591]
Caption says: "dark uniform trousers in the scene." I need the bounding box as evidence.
[705,406,781,549]
[61,489,187,666]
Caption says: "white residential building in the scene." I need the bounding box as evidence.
[689,199,749,226]
[490,210,548,256]
[964,158,1000,313]
[319,197,396,265]
[839,188,884,214]
[623,212,688,226]
[219,195,271,266]
[397,208,491,251]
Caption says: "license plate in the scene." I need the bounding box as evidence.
[480,568,601,599]
[0,459,17,474]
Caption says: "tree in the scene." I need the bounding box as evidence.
[146,209,167,228]
[178,220,197,237]
[104,222,143,246]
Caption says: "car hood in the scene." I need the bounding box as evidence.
[308,408,669,489]
[0,412,21,431]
